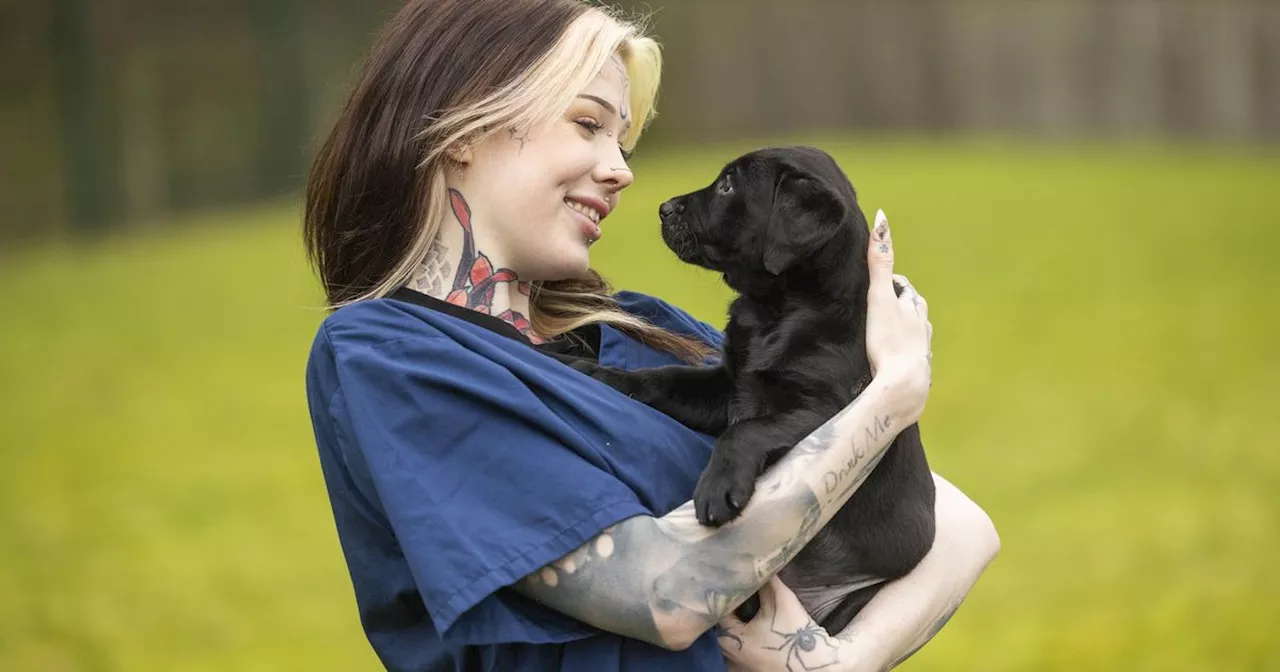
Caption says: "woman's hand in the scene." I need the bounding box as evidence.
[718,576,850,672]
[864,209,932,423]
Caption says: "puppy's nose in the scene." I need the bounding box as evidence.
[659,200,685,220]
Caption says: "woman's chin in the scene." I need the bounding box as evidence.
[566,248,594,280]
[524,244,593,282]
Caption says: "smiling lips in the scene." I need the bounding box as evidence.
[565,197,606,243]
[565,198,603,223]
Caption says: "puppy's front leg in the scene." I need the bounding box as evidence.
[692,408,832,526]
[571,361,732,435]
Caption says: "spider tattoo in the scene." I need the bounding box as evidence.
[764,607,841,671]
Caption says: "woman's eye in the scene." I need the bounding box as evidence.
[717,176,734,195]
[575,118,631,160]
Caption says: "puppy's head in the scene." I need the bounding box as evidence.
[659,146,864,292]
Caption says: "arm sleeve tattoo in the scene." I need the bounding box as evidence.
[513,383,906,650]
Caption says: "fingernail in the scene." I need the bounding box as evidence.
[874,209,889,242]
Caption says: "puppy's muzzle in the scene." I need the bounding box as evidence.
[659,198,699,263]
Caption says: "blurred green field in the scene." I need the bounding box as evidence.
[2,137,1279,671]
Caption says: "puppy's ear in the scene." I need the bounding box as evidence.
[763,175,845,275]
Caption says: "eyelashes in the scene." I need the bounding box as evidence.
[575,118,631,161]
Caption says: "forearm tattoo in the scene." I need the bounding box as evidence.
[515,397,899,649]
[731,585,843,672]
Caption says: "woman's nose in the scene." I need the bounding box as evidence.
[602,163,634,191]
[595,144,634,190]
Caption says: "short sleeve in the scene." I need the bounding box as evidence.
[322,322,650,646]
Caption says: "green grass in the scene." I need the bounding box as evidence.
[2,137,1278,671]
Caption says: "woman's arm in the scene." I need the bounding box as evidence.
[832,473,998,670]
[515,379,917,650]
[513,211,934,651]
[717,473,999,672]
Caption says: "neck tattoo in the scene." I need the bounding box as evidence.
[413,241,453,296]
[441,188,542,343]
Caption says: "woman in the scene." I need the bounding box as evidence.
[303,1,999,670]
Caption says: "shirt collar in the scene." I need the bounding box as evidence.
[387,286,600,360]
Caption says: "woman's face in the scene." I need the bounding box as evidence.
[453,54,636,281]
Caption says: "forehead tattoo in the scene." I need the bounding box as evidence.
[608,57,632,125]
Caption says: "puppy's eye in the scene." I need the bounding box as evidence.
[716,175,734,196]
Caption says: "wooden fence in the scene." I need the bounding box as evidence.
[638,0,1279,143]
[2,0,1275,241]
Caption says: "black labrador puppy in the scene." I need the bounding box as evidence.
[575,146,936,632]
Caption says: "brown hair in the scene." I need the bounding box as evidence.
[304,0,713,362]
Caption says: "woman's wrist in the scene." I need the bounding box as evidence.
[865,366,929,425]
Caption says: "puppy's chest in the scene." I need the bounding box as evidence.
[724,315,861,411]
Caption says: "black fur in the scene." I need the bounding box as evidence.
[573,147,936,633]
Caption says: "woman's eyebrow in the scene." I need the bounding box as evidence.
[577,94,618,116]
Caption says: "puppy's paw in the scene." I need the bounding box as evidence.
[692,456,759,526]
[734,593,762,623]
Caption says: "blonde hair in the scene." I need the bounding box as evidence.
[313,3,711,362]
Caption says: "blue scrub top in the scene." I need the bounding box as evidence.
[305,287,729,671]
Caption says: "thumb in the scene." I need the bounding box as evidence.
[868,209,896,304]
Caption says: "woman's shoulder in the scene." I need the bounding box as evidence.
[308,290,723,365]
[306,296,525,412]
[309,296,503,378]
[316,296,450,351]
